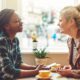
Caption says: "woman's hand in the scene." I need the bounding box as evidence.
[57,65,73,77]
[63,65,72,70]
[57,69,73,77]
[35,65,44,70]
[36,65,50,70]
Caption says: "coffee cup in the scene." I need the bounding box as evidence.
[39,70,51,78]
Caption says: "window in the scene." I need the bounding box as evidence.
[0,0,2,10]
[17,0,75,53]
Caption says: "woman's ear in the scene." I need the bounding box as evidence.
[67,18,76,30]
[4,24,10,31]
[70,18,76,25]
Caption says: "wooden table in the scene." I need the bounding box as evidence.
[17,73,80,80]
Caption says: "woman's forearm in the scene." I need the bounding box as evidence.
[72,70,80,78]
[20,63,36,70]
[20,69,38,78]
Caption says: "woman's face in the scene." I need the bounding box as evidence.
[58,16,71,34]
[6,12,23,33]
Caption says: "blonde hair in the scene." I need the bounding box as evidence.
[60,5,80,29]
[60,5,80,38]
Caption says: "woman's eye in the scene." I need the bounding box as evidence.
[14,20,20,23]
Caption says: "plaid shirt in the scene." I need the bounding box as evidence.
[0,31,22,80]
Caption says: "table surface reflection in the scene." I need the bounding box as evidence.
[17,73,80,80]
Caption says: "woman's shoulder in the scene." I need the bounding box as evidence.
[0,36,7,44]
[0,31,8,41]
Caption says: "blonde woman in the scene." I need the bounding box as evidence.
[58,5,80,78]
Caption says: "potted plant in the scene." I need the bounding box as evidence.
[34,47,48,65]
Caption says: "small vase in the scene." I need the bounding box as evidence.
[32,39,37,51]
[35,58,48,65]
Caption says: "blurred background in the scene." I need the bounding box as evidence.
[0,0,80,65]
[0,0,79,53]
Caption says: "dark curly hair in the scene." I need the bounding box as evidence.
[0,9,14,31]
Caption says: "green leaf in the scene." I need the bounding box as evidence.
[33,47,48,58]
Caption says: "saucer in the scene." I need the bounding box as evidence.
[36,75,52,80]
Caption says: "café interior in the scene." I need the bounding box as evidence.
[0,0,80,80]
